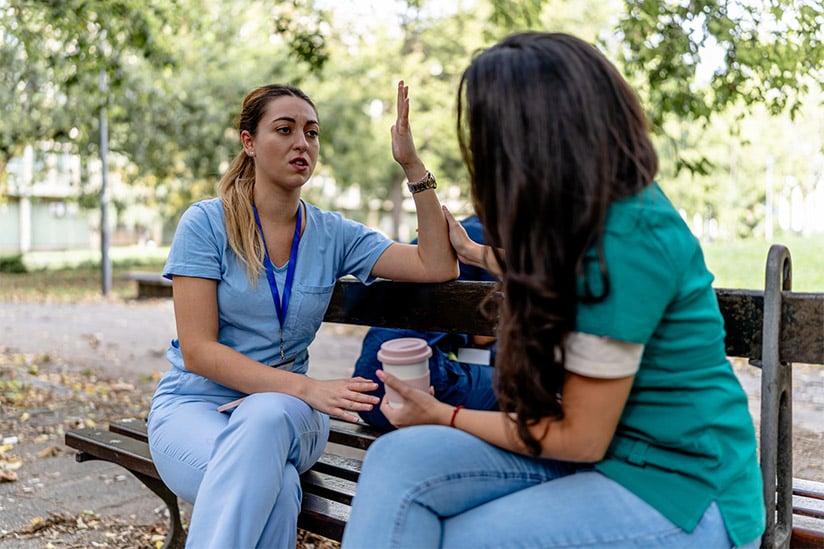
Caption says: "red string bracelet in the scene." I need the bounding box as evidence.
[449,405,465,428]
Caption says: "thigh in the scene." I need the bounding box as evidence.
[147,398,228,503]
[345,426,578,548]
[443,471,734,548]
[357,426,577,516]
[226,391,329,473]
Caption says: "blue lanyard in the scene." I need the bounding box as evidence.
[252,201,302,360]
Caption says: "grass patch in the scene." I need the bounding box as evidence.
[703,234,824,292]
[0,246,169,301]
[0,263,168,301]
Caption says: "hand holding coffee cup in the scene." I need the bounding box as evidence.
[377,337,432,408]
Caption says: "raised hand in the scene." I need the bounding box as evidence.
[391,80,426,180]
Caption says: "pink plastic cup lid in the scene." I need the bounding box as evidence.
[377,337,432,365]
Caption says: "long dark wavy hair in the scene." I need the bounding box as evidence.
[457,32,658,455]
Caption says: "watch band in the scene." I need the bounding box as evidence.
[407,171,437,194]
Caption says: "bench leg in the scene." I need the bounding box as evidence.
[129,470,187,549]
[759,245,793,549]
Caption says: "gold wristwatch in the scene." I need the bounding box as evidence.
[407,171,437,194]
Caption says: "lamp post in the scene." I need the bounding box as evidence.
[99,67,111,295]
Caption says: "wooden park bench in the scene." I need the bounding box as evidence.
[66,244,823,548]
[123,271,173,299]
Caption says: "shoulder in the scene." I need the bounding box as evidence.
[604,183,698,268]
[175,197,225,239]
[304,200,344,226]
[181,197,223,222]
[304,200,378,235]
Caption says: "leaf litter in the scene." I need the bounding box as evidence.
[0,348,339,548]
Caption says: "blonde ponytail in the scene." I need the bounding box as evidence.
[218,153,263,281]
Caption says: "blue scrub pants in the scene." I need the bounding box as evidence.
[342,426,760,549]
[148,391,329,548]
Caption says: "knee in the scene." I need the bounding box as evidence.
[232,392,309,435]
[362,426,452,476]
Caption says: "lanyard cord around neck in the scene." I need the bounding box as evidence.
[252,201,302,360]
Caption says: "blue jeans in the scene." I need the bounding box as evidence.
[342,426,759,548]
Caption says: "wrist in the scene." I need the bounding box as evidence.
[293,374,313,401]
[407,170,437,194]
[449,405,465,428]
[464,243,488,270]
[402,160,426,183]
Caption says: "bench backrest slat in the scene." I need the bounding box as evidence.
[323,279,824,365]
[323,279,498,336]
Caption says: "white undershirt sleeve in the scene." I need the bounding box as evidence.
[563,332,643,379]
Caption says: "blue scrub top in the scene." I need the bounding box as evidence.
[158,197,392,389]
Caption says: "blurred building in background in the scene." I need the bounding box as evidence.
[1,143,163,254]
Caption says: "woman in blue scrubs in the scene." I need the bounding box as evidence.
[147,81,457,548]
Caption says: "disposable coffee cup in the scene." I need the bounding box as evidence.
[377,337,432,408]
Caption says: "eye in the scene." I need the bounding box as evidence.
[306,129,319,139]
[276,127,291,135]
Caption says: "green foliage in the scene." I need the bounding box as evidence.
[2,0,822,245]
[0,254,26,274]
[0,0,185,167]
[272,0,331,72]
[615,0,824,130]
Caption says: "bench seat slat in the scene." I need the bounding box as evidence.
[297,493,349,542]
[794,491,824,521]
[109,418,149,441]
[792,525,824,548]
[794,478,824,501]
[65,427,159,479]
[301,470,357,505]
[328,418,382,449]
[313,452,362,482]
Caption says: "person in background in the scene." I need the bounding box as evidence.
[147,81,457,548]
[343,32,764,548]
[353,214,498,431]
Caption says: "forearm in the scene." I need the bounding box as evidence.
[411,184,459,281]
[447,408,607,463]
[458,241,504,278]
[182,341,310,398]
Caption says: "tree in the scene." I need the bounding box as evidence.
[615,0,824,171]
[0,0,184,183]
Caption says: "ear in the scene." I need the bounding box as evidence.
[240,130,254,154]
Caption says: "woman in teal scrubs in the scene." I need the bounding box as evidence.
[343,33,764,549]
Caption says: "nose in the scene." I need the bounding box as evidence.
[293,132,308,151]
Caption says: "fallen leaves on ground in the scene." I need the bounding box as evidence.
[0,348,341,548]
[1,510,169,548]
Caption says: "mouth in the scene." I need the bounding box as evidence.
[290,158,309,170]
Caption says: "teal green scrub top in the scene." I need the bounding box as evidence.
[576,183,765,546]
